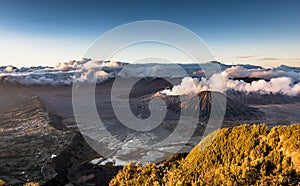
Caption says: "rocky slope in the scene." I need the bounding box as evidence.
[0,95,121,185]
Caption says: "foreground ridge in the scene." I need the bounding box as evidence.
[110,124,300,185]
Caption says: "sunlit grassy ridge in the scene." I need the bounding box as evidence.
[110,124,300,185]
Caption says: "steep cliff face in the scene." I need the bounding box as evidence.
[0,95,121,186]
[0,95,75,185]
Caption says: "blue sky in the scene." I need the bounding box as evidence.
[0,0,299,67]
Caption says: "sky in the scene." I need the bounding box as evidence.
[0,0,299,68]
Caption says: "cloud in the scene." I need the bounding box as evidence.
[162,65,300,96]
[226,77,300,96]
[223,66,300,81]
[232,55,300,62]
[234,55,258,59]
[258,57,280,61]
[162,75,300,96]
[258,57,300,61]
[2,60,300,96]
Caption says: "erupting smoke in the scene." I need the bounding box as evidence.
[161,74,226,95]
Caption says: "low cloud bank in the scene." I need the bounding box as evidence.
[1,59,300,96]
[162,66,300,96]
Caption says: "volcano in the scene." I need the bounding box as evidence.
[184,91,264,120]
[151,91,265,121]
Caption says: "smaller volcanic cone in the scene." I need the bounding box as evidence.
[181,91,264,120]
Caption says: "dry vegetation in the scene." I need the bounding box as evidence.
[0,179,5,186]
[0,180,39,186]
[110,124,300,185]
[23,183,40,186]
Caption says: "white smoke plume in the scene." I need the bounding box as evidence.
[160,77,209,95]
[161,74,226,95]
